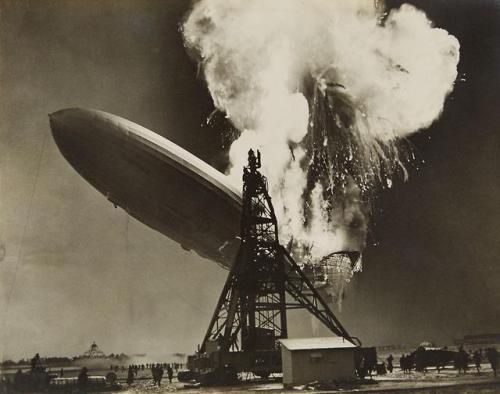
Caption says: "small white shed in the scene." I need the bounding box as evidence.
[280,337,356,387]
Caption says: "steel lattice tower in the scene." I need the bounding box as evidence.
[201,150,288,353]
[200,150,357,359]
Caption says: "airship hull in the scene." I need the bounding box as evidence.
[49,108,241,268]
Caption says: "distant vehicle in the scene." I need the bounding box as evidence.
[408,346,458,371]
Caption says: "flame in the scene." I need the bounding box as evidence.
[183,0,459,301]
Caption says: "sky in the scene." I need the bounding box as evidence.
[0,0,499,360]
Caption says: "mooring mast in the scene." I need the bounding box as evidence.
[188,150,359,383]
[201,149,288,354]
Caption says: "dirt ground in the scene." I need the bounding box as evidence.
[115,364,500,393]
[2,363,500,393]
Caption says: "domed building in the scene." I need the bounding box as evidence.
[81,341,106,358]
[73,341,129,366]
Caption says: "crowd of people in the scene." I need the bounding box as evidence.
[109,362,183,372]
[8,347,499,391]
[123,362,176,387]
[388,346,499,376]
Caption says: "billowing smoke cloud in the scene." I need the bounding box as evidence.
[183,0,459,301]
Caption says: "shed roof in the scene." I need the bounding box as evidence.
[280,337,356,351]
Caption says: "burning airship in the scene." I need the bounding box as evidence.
[50,108,360,303]
[48,0,459,312]
[49,108,241,268]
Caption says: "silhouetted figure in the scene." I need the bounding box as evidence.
[455,346,469,374]
[60,368,64,378]
[400,354,406,373]
[387,354,394,373]
[486,348,498,377]
[473,350,482,373]
[167,365,173,383]
[156,363,164,386]
[127,366,135,386]
[78,367,88,388]
[151,364,157,385]
[30,353,40,372]
[460,346,469,373]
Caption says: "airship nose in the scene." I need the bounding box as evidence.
[48,111,63,125]
[49,108,100,153]
[49,108,103,175]
[48,111,58,127]
[49,108,76,137]
[48,108,82,128]
[49,109,76,154]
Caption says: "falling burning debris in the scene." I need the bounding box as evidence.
[182,0,459,304]
[303,251,362,309]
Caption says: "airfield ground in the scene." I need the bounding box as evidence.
[2,362,500,393]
